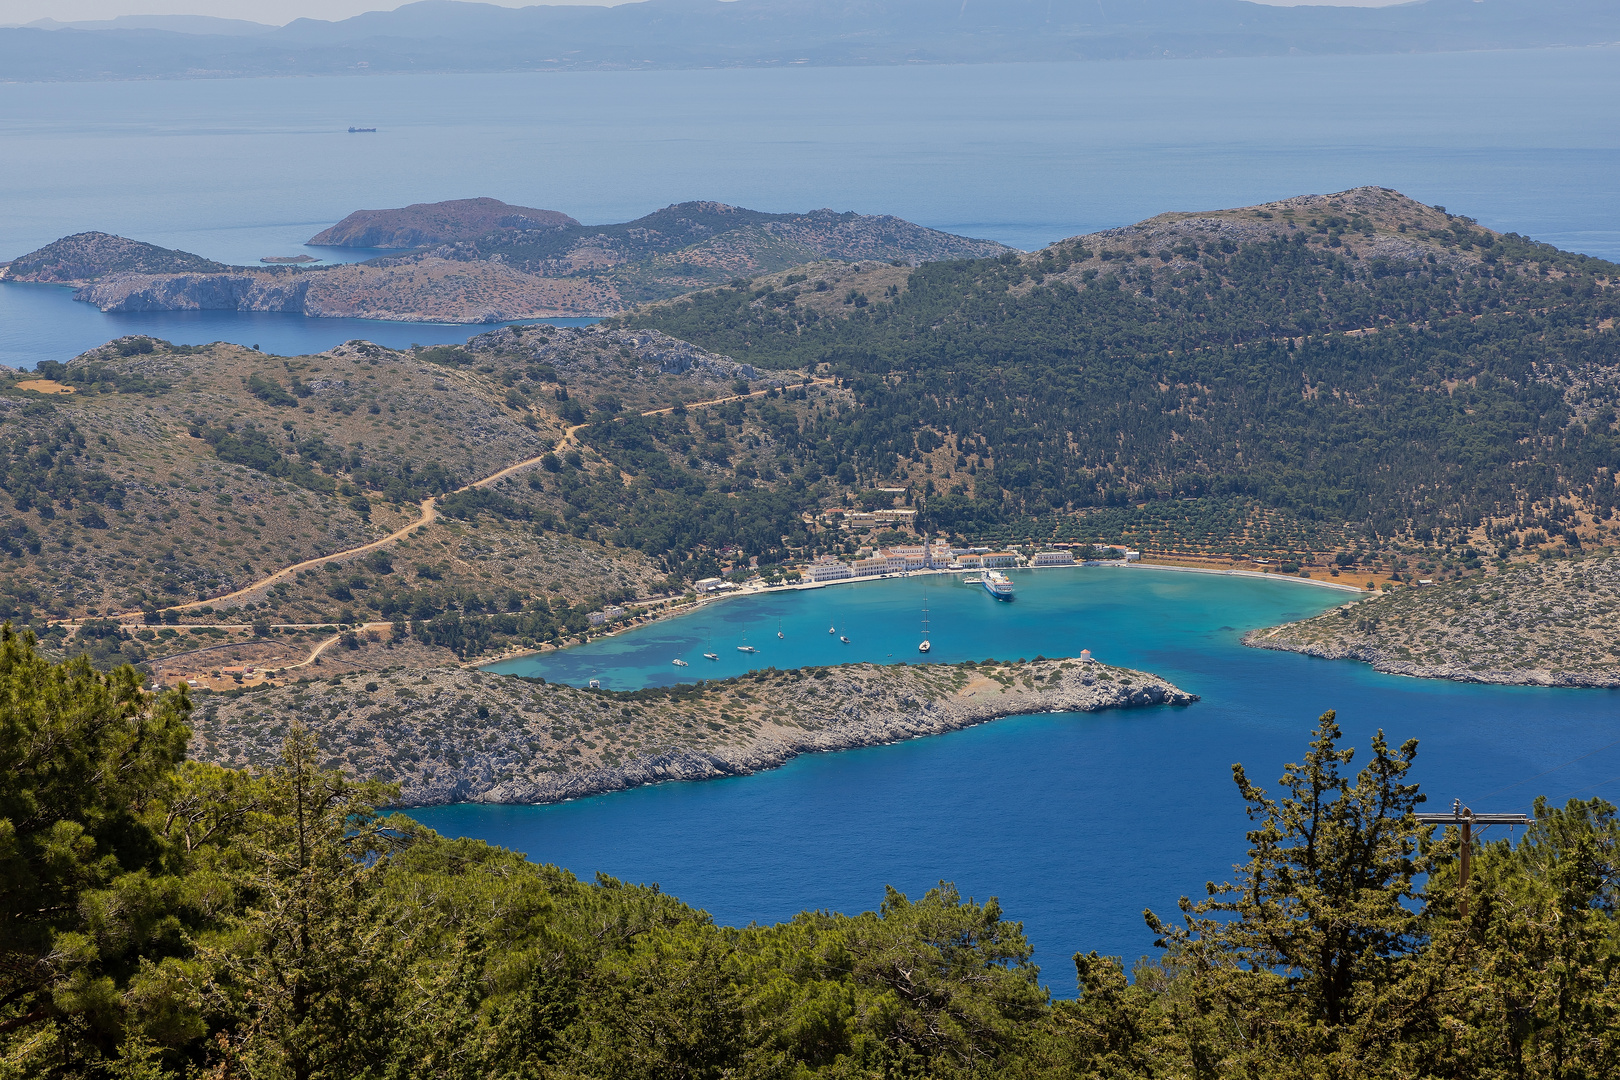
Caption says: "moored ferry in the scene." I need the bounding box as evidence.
[980,569,1015,600]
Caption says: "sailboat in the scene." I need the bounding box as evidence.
[777,618,784,640]
[672,658,689,667]
[703,628,719,661]
[737,627,758,654]
[828,621,836,634]
[839,624,850,644]
[918,593,931,653]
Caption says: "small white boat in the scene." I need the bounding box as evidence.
[738,645,758,653]
[703,652,719,661]
[672,659,689,667]
[840,635,850,644]
[919,594,931,653]
[828,623,836,634]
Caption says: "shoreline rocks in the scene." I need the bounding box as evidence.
[1243,558,1620,689]
[191,658,1197,808]
[1244,631,1620,689]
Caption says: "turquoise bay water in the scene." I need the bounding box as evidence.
[412,569,1620,994]
[5,47,1619,367]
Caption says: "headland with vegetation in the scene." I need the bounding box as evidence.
[1248,555,1620,687]
[190,654,1195,806]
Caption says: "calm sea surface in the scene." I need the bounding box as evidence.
[3,47,1618,367]
[410,569,1620,994]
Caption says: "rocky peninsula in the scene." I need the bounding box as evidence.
[190,657,1196,807]
[1245,556,1620,688]
[5,199,1012,322]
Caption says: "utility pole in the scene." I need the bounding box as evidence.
[1415,800,1533,917]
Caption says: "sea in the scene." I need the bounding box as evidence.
[3,45,1619,367]
[6,48,1620,992]
[411,568,1620,995]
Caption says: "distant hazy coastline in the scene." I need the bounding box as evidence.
[3,0,1616,82]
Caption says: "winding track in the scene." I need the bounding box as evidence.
[141,376,829,618]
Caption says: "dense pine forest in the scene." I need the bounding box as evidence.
[618,190,1620,549]
[6,632,1620,1079]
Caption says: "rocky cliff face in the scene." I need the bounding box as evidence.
[192,657,1196,807]
[307,197,580,249]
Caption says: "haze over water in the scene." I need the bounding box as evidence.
[3,45,1618,366]
[413,569,1620,995]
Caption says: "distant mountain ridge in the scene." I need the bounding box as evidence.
[2,0,1616,80]
[17,14,275,36]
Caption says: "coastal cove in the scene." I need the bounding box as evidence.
[411,569,1620,992]
[0,282,597,370]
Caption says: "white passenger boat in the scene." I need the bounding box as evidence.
[672,658,689,667]
[981,570,1015,600]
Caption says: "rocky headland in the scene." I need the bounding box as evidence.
[5,199,1013,322]
[72,257,608,323]
[1245,557,1620,687]
[190,657,1196,806]
[1,231,227,282]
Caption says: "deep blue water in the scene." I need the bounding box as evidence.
[0,282,596,369]
[5,46,1619,367]
[410,569,1620,994]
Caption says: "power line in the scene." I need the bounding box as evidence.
[1556,774,1620,802]
[1473,736,1620,802]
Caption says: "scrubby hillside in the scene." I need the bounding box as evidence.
[1247,556,1620,686]
[2,230,228,282]
[621,187,1620,562]
[195,656,1194,806]
[0,326,814,672]
[308,196,579,247]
